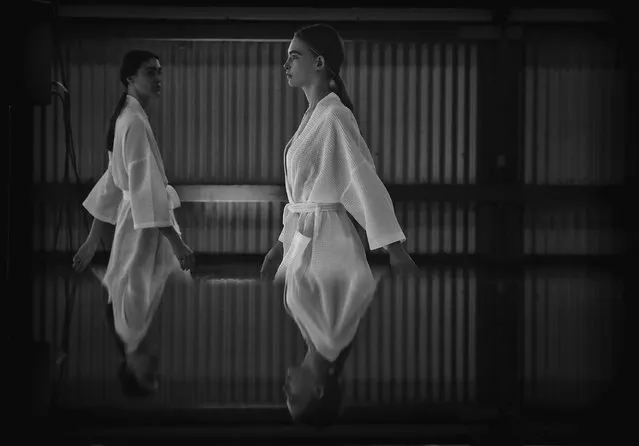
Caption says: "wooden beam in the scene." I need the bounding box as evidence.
[57,19,504,42]
[176,185,285,202]
[509,8,613,23]
[57,6,494,23]
[33,183,626,204]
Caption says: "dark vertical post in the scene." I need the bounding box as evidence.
[475,20,525,443]
[12,1,47,438]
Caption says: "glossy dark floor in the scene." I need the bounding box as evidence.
[30,254,625,445]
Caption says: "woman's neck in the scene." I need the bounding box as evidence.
[127,88,149,110]
[302,82,331,114]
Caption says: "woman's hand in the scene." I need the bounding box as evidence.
[160,226,196,271]
[72,239,99,272]
[389,250,419,276]
[260,241,284,280]
[171,238,195,271]
[386,242,419,277]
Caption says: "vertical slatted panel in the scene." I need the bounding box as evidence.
[523,40,626,185]
[346,268,476,404]
[32,199,94,254]
[32,36,480,408]
[33,198,478,255]
[523,201,622,255]
[34,38,477,184]
[523,268,621,408]
[33,37,478,254]
[31,266,125,406]
[33,266,476,407]
[174,202,285,254]
[521,39,624,410]
[394,201,476,254]
[342,41,477,184]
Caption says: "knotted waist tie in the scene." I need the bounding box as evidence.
[275,202,343,284]
[285,201,343,214]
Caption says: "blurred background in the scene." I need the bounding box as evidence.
[10,1,634,444]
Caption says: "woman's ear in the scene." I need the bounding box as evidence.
[316,55,326,71]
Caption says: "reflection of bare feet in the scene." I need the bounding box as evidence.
[126,351,160,393]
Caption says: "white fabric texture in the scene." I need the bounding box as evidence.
[275,92,406,362]
[82,95,181,354]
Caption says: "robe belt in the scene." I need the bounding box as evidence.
[121,184,181,210]
[285,202,343,214]
[275,202,343,285]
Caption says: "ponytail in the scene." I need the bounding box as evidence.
[330,73,354,114]
[330,72,364,138]
[106,92,128,152]
[107,49,160,152]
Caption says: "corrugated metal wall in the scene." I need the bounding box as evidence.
[33,37,478,254]
[30,33,626,414]
[33,266,476,407]
[34,38,478,184]
[520,39,626,407]
[523,268,623,408]
[523,201,621,255]
[523,40,627,185]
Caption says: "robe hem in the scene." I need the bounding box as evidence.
[83,205,118,226]
[368,232,407,252]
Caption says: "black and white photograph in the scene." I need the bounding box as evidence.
[11,1,635,444]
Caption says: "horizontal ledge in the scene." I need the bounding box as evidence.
[56,20,513,42]
[44,403,585,443]
[56,6,614,24]
[58,7,495,22]
[34,183,628,204]
[177,185,285,202]
[508,8,614,23]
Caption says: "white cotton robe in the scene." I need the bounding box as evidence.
[82,95,182,354]
[274,92,406,362]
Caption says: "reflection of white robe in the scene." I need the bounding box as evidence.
[82,95,181,354]
[275,93,406,362]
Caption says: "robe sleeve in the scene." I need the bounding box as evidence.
[82,154,122,225]
[124,116,173,230]
[327,107,406,251]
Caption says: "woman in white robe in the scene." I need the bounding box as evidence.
[260,24,418,426]
[72,50,195,394]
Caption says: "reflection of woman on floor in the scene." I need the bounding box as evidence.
[73,50,195,394]
[260,24,418,426]
[103,301,160,397]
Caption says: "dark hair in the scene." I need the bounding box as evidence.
[117,360,158,398]
[291,375,344,428]
[294,24,355,115]
[106,49,160,152]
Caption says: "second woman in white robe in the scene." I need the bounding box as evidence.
[274,92,407,363]
[82,94,186,355]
